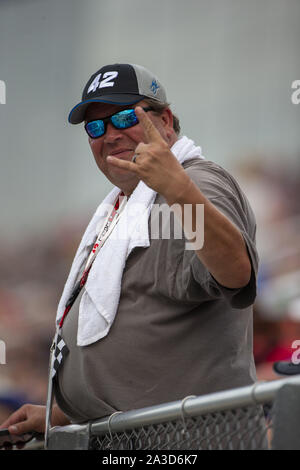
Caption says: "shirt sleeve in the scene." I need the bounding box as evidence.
[184,161,259,309]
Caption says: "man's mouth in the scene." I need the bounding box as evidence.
[108,149,133,159]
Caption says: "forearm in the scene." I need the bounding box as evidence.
[164,177,252,288]
[52,404,71,427]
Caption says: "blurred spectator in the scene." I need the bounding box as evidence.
[253,305,300,381]
[234,156,300,381]
[0,216,89,406]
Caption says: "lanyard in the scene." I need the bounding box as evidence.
[58,192,127,328]
[44,191,127,448]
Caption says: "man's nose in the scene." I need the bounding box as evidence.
[103,122,123,144]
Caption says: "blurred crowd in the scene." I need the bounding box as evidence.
[0,157,299,422]
[234,157,300,381]
[0,214,90,422]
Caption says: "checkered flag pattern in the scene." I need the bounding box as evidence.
[51,334,69,379]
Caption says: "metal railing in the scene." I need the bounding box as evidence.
[36,375,300,450]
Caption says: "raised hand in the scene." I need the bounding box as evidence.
[107,106,190,203]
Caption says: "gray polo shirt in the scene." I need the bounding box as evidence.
[54,159,258,423]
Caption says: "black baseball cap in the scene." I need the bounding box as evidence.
[68,63,167,124]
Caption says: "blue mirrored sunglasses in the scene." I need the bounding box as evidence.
[84,107,153,139]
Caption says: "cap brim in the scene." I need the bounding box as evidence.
[273,361,300,376]
[68,95,144,124]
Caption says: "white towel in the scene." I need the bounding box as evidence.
[56,136,204,346]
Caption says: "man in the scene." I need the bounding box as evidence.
[1,63,258,435]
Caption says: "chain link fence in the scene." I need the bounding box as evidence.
[44,375,300,450]
[89,404,271,450]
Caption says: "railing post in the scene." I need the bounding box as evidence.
[47,424,90,450]
[272,383,300,450]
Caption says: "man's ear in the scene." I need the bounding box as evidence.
[160,108,176,145]
[161,107,174,129]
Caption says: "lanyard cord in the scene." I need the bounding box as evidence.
[45,193,127,448]
[58,192,127,328]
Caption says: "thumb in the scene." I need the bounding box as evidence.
[8,421,33,435]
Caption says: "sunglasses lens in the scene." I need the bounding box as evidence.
[85,109,140,139]
[86,120,105,138]
[111,109,138,129]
